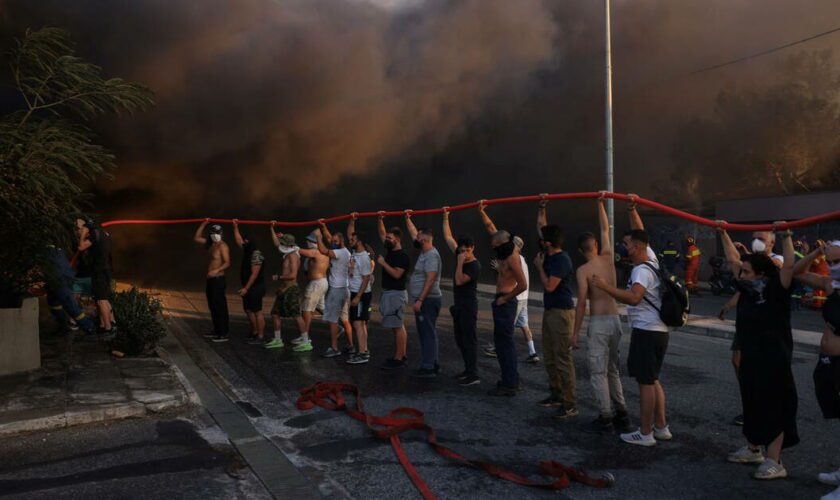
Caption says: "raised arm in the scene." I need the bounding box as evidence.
[441,209,457,254]
[478,201,498,235]
[627,194,644,230]
[793,245,823,276]
[347,213,357,241]
[777,226,795,289]
[717,224,742,276]
[232,220,244,248]
[269,222,281,248]
[319,221,333,243]
[193,220,209,245]
[377,212,387,243]
[405,211,419,241]
[315,229,336,259]
[597,193,612,256]
[536,195,548,238]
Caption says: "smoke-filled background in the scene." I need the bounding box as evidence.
[2,0,840,287]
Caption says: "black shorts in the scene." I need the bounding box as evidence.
[349,292,372,322]
[242,286,265,312]
[91,270,112,301]
[628,328,669,384]
[814,354,840,420]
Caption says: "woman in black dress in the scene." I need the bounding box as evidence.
[794,241,840,499]
[720,226,797,480]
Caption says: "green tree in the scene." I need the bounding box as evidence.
[0,27,153,306]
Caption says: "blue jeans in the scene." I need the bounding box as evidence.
[48,282,95,333]
[492,297,519,388]
[415,296,441,370]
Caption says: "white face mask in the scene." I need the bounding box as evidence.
[751,238,766,254]
[210,233,222,243]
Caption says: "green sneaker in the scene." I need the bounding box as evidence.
[292,340,313,352]
[264,338,284,349]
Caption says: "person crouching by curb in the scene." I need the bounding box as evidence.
[719,222,799,479]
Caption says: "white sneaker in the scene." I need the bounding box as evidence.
[727,445,764,464]
[753,458,787,480]
[653,425,672,441]
[620,429,656,447]
[819,468,840,486]
[822,485,840,500]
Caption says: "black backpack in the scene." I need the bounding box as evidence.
[641,262,690,327]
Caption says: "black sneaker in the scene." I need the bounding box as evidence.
[380,357,407,370]
[613,411,634,433]
[342,345,357,356]
[411,367,437,379]
[483,346,497,358]
[553,405,580,420]
[732,414,744,426]
[346,352,370,365]
[525,353,540,364]
[459,375,481,386]
[537,395,563,408]
[203,332,216,339]
[211,334,230,343]
[487,384,517,397]
[453,371,468,380]
[583,416,615,434]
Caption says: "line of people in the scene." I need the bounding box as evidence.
[192,197,840,497]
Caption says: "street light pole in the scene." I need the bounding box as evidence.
[605,0,615,246]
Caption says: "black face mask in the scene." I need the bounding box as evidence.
[736,278,768,304]
[413,239,422,249]
[494,241,515,260]
[384,240,395,251]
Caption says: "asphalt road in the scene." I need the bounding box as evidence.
[0,409,268,499]
[169,288,837,500]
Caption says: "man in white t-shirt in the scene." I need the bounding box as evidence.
[591,198,671,447]
[346,231,373,365]
[315,223,353,358]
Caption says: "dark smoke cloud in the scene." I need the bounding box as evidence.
[2,0,840,286]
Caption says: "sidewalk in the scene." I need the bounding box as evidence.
[441,278,824,354]
[0,325,194,436]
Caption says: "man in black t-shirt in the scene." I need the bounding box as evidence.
[377,214,411,370]
[443,209,482,386]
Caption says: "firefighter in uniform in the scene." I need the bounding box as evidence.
[658,240,681,275]
[684,236,702,295]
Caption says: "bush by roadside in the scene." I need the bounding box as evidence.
[111,288,165,356]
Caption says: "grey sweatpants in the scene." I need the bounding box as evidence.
[587,315,627,417]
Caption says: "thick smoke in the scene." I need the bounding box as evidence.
[2,0,839,286]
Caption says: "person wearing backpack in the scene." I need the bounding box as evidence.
[590,198,672,447]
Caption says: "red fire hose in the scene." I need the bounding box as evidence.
[297,382,614,499]
[100,191,840,231]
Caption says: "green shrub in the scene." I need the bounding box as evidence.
[111,287,166,356]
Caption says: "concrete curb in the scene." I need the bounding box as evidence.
[0,401,146,437]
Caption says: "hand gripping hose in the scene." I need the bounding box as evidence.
[101,192,840,231]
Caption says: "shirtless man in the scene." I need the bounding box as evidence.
[573,194,631,433]
[265,228,304,350]
[479,202,539,362]
[487,229,528,396]
[291,230,331,351]
[194,220,231,342]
